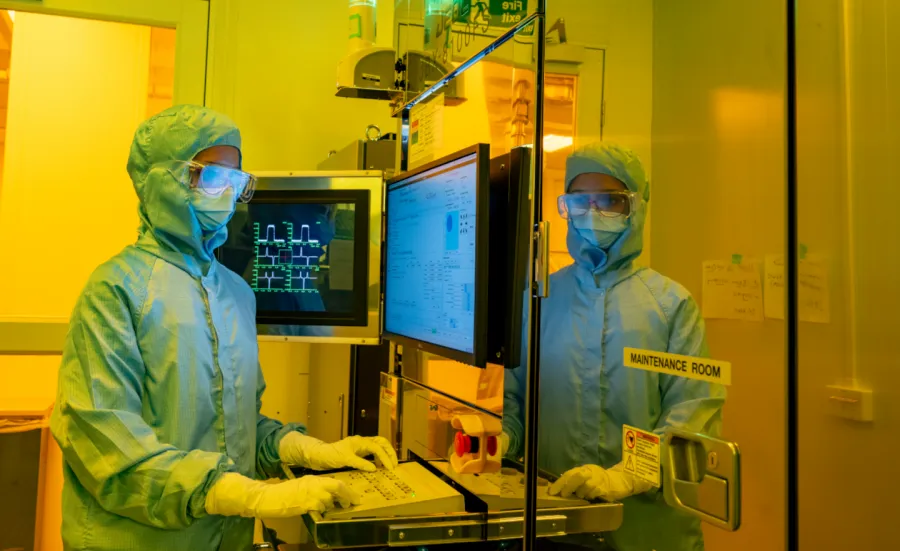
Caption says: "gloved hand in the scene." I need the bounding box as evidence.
[548,463,652,501]
[204,472,360,518]
[280,432,399,472]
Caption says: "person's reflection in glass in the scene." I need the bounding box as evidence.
[502,143,726,551]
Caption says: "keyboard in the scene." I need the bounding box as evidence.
[433,463,589,510]
[321,462,466,520]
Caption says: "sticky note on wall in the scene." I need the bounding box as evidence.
[763,254,830,323]
[701,260,765,321]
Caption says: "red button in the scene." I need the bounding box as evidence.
[486,435,498,456]
[454,432,471,456]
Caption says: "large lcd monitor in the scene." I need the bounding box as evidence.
[217,171,383,344]
[383,144,490,367]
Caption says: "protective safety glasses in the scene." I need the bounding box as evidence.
[174,161,257,203]
[557,191,638,219]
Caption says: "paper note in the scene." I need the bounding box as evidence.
[764,254,831,323]
[701,260,764,321]
[408,92,445,168]
[764,255,785,319]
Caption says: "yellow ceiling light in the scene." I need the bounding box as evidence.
[543,134,573,152]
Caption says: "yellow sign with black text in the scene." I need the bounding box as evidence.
[623,347,732,386]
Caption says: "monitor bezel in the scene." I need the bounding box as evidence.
[382,143,491,368]
[487,146,532,369]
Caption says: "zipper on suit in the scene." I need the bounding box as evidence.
[200,282,229,456]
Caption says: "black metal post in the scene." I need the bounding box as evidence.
[523,2,547,551]
[786,1,799,550]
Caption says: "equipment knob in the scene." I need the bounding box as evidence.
[454,432,471,456]
[486,435,498,456]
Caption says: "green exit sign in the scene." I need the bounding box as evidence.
[489,0,527,27]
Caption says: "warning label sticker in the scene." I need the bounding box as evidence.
[622,424,660,487]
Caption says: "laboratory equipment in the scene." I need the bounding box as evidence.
[295,455,622,548]
[335,0,396,99]
[432,463,590,511]
[317,462,465,520]
[383,144,491,367]
[337,48,462,101]
[217,171,383,344]
[335,0,461,101]
[317,126,397,172]
[292,375,623,548]
[450,414,502,474]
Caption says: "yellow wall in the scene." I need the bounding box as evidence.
[650,1,786,550]
[0,0,209,105]
[205,0,398,172]
[549,0,653,155]
[0,10,156,404]
[798,0,900,548]
[0,12,149,319]
[0,356,59,411]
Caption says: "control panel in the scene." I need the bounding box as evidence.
[433,463,590,511]
[321,462,466,520]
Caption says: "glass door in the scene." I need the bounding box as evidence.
[796,0,900,549]
[529,1,787,549]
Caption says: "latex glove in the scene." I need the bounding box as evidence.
[280,432,399,472]
[205,472,360,518]
[548,463,652,501]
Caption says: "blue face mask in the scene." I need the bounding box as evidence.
[571,212,628,249]
[191,189,236,233]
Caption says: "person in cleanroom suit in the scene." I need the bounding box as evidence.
[50,105,397,551]
[502,142,726,551]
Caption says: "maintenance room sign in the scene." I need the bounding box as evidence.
[623,347,732,386]
[622,424,660,488]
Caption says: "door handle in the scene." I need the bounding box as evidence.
[662,428,741,531]
[535,221,550,298]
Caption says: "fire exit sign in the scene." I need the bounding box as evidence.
[489,0,527,27]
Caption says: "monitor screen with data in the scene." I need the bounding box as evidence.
[383,144,489,366]
[217,188,370,327]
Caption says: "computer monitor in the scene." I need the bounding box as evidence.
[383,144,490,367]
[217,172,383,344]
